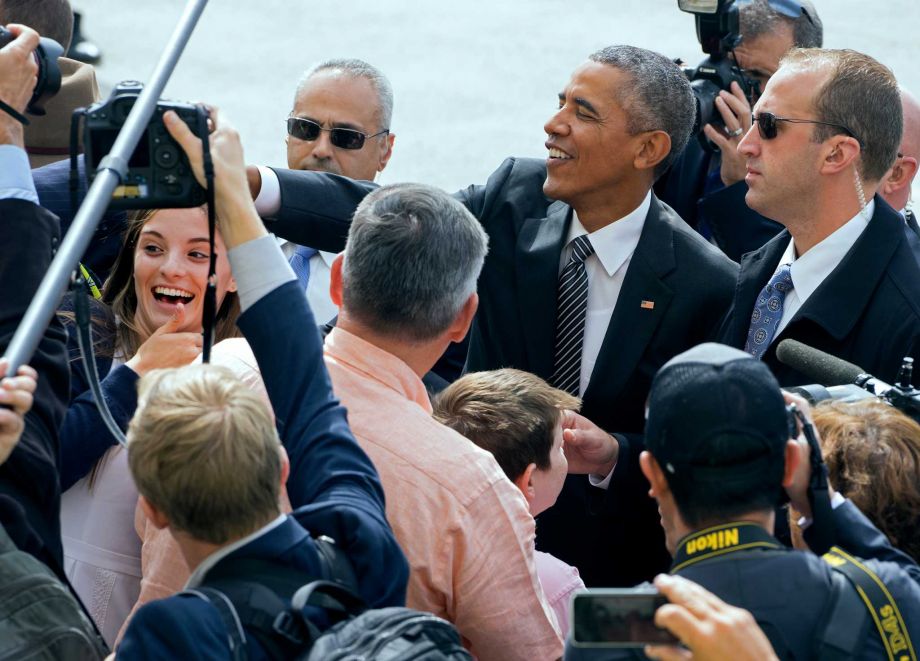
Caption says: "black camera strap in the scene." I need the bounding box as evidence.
[197,106,217,364]
[670,522,783,572]
[0,97,29,125]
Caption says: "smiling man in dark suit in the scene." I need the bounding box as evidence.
[717,49,920,386]
[246,45,739,587]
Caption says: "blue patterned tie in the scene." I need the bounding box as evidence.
[289,245,318,290]
[744,264,794,360]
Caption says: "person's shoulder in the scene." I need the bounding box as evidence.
[118,594,231,660]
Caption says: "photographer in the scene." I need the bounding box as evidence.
[568,343,920,659]
[657,0,822,261]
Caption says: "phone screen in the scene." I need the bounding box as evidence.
[572,590,679,647]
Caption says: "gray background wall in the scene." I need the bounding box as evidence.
[79,0,919,193]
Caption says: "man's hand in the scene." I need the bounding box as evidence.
[561,410,618,476]
[780,391,837,520]
[645,574,779,661]
[701,82,752,188]
[0,359,38,466]
[164,107,266,249]
[0,25,40,147]
[246,165,262,200]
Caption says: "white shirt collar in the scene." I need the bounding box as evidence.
[778,200,874,304]
[185,513,288,589]
[567,190,651,276]
[318,250,338,267]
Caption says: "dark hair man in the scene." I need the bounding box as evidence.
[656,0,823,260]
[716,49,920,387]
[566,343,920,660]
[633,344,919,659]
[246,44,739,588]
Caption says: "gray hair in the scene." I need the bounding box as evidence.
[588,45,696,179]
[740,0,823,48]
[341,183,489,342]
[294,58,394,131]
[782,48,902,183]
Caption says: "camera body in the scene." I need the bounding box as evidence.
[678,0,759,151]
[82,81,207,209]
[0,25,63,116]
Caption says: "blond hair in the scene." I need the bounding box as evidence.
[127,364,282,545]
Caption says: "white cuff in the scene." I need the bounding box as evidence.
[588,464,617,491]
[228,234,296,312]
[254,166,281,217]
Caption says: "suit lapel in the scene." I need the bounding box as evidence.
[726,231,789,348]
[515,200,571,380]
[583,196,675,405]
[787,198,902,341]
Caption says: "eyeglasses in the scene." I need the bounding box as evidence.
[751,112,860,144]
[286,117,389,150]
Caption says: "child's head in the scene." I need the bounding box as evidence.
[433,369,580,515]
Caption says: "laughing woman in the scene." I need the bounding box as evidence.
[59,206,240,646]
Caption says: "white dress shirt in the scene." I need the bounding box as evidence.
[258,166,340,324]
[771,200,874,338]
[560,191,652,397]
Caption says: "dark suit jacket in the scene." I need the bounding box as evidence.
[717,197,920,387]
[266,157,739,586]
[32,156,127,282]
[0,199,70,579]
[118,281,409,658]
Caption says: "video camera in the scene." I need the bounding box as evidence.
[78,81,208,209]
[677,0,760,152]
[0,25,64,117]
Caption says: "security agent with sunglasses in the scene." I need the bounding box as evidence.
[656,0,822,261]
[716,48,920,389]
[254,58,395,325]
[566,343,920,661]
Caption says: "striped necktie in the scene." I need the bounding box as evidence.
[551,235,595,395]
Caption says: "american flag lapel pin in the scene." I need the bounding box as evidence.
[640,300,655,310]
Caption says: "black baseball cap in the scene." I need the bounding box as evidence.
[645,343,790,487]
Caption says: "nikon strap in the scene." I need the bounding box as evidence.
[822,546,917,661]
[671,522,782,572]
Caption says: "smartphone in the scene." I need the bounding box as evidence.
[571,588,680,648]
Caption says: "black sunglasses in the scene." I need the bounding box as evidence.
[752,112,860,144]
[286,117,389,150]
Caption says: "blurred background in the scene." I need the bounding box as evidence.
[75,0,919,192]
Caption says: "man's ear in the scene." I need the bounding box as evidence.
[139,495,170,530]
[279,445,290,488]
[329,253,345,306]
[639,451,669,499]
[820,136,862,176]
[513,463,538,509]
[782,440,803,488]
[633,130,672,174]
[378,132,396,173]
[446,292,478,343]
[882,156,919,197]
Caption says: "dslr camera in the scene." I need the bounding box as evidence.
[0,25,63,116]
[677,0,760,151]
[81,81,207,209]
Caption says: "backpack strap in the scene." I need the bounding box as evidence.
[822,546,917,661]
[184,587,248,661]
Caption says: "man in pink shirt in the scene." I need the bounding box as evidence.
[323,182,563,660]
